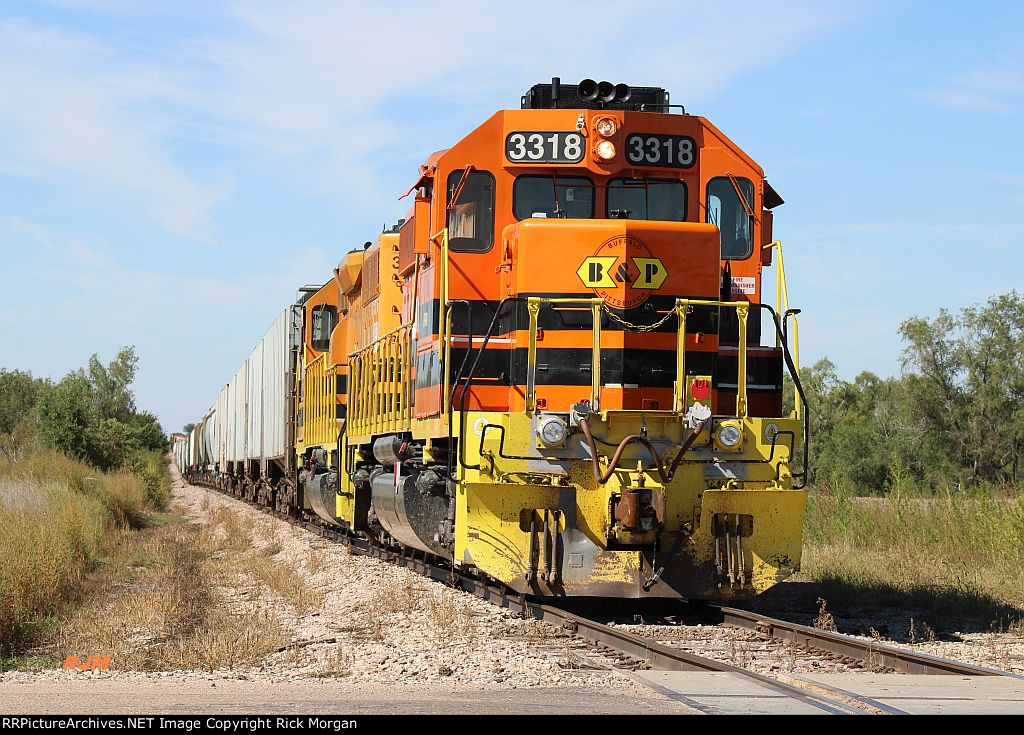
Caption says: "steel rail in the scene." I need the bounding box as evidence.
[517,605,866,713]
[712,605,1023,679]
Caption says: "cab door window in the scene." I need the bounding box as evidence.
[446,170,495,252]
[310,305,337,352]
[706,177,754,259]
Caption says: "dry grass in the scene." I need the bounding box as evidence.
[523,619,559,644]
[801,486,1024,621]
[0,480,105,657]
[367,576,418,616]
[3,449,339,672]
[305,547,331,573]
[203,506,254,553]
[424,589,477,648]
[356,575,478,649]
[260,540,284,558]
[199,506,325,615]
[53,490,334,672]
[242,555,324,615]
[727,636,750,669]
[258,520,283,557]
[0,449,169,660]
[812,598,838,632]
[312,644,354,678]
[58,518,292,671]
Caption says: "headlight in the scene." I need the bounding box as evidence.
[595,117,617,137]
[718,425,741,446]
[595,140,616,161]
[715,420,743,451]
[537,415,568,447]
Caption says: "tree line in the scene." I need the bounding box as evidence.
[790,291,1023,493]
[0,346,165,471]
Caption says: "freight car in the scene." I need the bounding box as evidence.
[181,79,809,601]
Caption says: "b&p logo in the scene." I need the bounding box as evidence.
[577,235,668,309]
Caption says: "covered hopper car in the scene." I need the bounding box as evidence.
[181,79,809,601]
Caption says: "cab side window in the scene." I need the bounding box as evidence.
[310,305,337,352]
[706,177,754,259]
[446,170,495,252]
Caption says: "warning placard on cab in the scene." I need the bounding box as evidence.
[730,276,756,295]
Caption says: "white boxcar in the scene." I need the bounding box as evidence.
[213,307,293,474]
[202,405,217,468]
[227,364,248,463]
[224,374,236,464]
[216,385,229,470]
[173,437,186,474]
[189,424,200,469]
[246,343,264,460]
[262,309,290,461]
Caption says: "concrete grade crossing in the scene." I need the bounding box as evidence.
[2,674,1023,715]
[629,671,1024,714]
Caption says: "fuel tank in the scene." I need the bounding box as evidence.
[302,468,340,526]
[369,468,451,558]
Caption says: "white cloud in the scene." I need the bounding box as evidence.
[0,18,224,239]
[924,63,1024,112]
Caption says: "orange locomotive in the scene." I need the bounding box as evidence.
[189,78,808,601]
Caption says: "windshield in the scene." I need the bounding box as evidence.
[513,175,594,220]
[607,178,686,221]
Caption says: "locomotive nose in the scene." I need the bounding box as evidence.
[506,218,722,322]
[495,218,723,413]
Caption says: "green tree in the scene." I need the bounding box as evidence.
[0,369,47,435]
[34,373,96,460]
[16,346,165,471]
[87,346,139,421]
[126,411,168,452]
[901,291,1024,484]
[790,361,951,493]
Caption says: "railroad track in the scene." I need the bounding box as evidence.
[189,474,1018,715]
[707,605,1019,678]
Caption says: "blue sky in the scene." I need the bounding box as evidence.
[0,1,1021,434]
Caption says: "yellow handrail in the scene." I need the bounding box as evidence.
[525,297,603,414]
[430,228,452,418]
[347,322,415,436]
[763,239,800,419]
[303,353,335,447]
[525,298,541,412]
[673,298,750,419]
[521,296,753,419]
[589,300,602,412]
